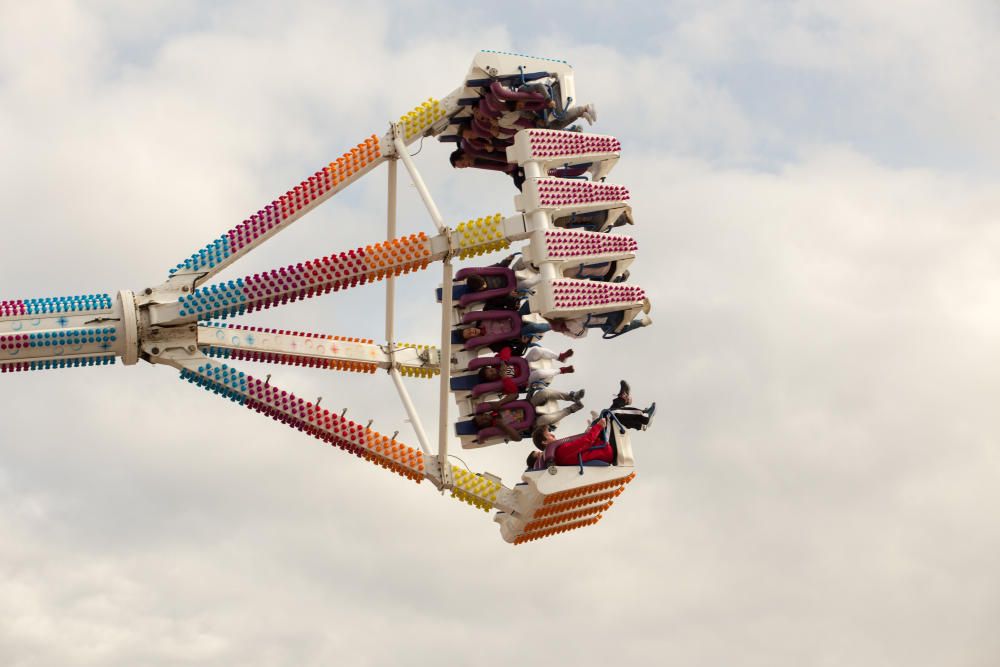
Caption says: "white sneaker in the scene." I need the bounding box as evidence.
[582,103,597,125]
[640,315,653,327]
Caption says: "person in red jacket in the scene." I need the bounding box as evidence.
[526,418,613,469]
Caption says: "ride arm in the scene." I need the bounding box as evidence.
[174,354,517,512]
[147,213,532,327]
[162,92,462,290]
[1,291,139,371]
[164,133,389,288]
[173,354,427,482]
[198,324,439,379]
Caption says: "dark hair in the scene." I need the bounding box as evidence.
[478,365,498,382]
[466,275,488,291]
[526,451,541,469]
[531,427,549,449]
[449,149,465,168]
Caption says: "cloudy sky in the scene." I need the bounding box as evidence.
[1,1,999,665]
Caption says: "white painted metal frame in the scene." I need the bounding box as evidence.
[195,326,434,371]
[390,124,455,489]
[384,137,434,457]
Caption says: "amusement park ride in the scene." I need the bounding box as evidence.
[0,52,651,545]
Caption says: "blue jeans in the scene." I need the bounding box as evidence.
[521,321,551,337]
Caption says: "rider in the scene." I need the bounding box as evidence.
[526,417,612,469]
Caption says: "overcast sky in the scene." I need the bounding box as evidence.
[1,1,999,665]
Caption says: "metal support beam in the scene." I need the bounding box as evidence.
[522,159,559,281]
[522,161,543,180]
[385,156,398,346]
[390,368,432,455]
[391,125,454,485]
[384,152,432,456]
[437,258,455,489]
[393,135,447,234]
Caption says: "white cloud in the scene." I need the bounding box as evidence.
[666,0,1000,168]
